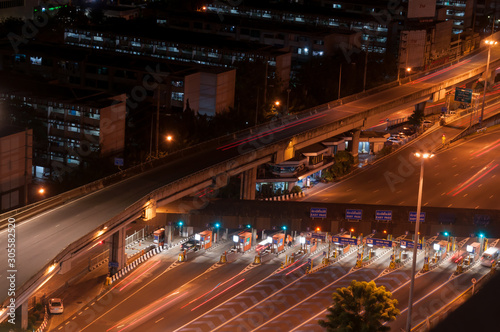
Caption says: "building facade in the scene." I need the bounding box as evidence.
[0,126,32,211]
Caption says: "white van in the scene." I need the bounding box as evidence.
[480,247,500,267]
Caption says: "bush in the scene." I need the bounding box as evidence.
[290,185,302,194]
[377,145,394,157]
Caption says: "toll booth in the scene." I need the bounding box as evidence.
[238,231,252,252]
[308,238,318,254]
[272,233,285,253]
[153,228,165,247]
[466,242,481,262]
[199,230,213,250]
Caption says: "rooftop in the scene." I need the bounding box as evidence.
[0,71,122,109]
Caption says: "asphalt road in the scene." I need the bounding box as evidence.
[302,105,500,209]
[3,43,500,306]
[49,238,291,332]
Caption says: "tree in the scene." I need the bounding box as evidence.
[331,150,354,178]
[319,280,400,332]
[408,107,424,127]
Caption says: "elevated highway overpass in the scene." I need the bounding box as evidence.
[2,38,500,325]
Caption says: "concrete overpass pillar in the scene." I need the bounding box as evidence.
[414,101,427,113]
[485,68,496,86]
[351,129,361,163]
[14,300,28,329]
[109,227,126,275]
[240,167,256,200]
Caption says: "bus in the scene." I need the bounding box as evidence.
[480,247,500,267]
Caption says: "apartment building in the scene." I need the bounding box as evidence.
[0,73,126,180]
[0,126,32,210]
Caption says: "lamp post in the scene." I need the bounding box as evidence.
[338,63,342,100]
[480,39,498,125]
[286,88,291,115]
[406,151,434,332]
[406,67,411,77]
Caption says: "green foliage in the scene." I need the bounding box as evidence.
[408,107,424,127]
[290,185,302,194]
[331,150,354,178]
[319,280,400,332]
[376,145,394,157]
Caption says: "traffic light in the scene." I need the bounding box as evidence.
[246,224,252,229]
[215,222,220,228]
[178,221,184,227]
[383,230,387,234]
[350,228,355,233]
[282,226,287,231]
[443,231,449,237]
[316,227,321,232]
[479,233,485,238]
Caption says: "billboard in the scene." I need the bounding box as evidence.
[408,0,436,18]
[400,30,426,69]
[310,207,327,218]
[346,209,362,220]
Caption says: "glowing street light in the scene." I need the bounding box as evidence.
[38,187,45,195]
[406,151,434,332]
[166,135,173,142]
[480,39,498,125]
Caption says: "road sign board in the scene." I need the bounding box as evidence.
[375,210,392,221]
[311,233,326,240]
[409,212,426,222]
[332,237,358,246]
[454,87,473,103]
[400,240,422,250]
[310,207,327,218]
[114,157,124,166]
[108,261,119,268]
[346,209,362,220]
[366,238,393,247]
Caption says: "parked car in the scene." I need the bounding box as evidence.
[181,239,198,252]
[48,298,64,314]
[422,120,433,128]
[387,137,402,144]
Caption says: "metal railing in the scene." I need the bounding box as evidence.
[125,228,146,248]
[89,249,109,270]
[412,270,494,331]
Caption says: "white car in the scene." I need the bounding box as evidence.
[387,137,402,144]
[49,298,64,314]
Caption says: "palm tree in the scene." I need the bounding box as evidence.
[319,280,400,332]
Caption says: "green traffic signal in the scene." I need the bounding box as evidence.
[215,223,220,228]
[443,231,449,236]
[246,224,251,228]
[178,221,184,227]
[282,225,287,230]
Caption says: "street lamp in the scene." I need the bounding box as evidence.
[406,151,434,332]
[406,67,411,77]
[286,88,291,115]
[215,222,220,243]
[480,39,498,125]
[166,135,173,142]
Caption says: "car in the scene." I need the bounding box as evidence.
[181,239,198,252]
[422,120,433,127]
[48,298,64,314]
[387,137,402,144]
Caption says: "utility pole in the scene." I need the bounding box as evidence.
[24,128,29,205]
[255,87,259,126]
[155,85,160,158]
[263,62,268,107]
[338,63,342,100]
[363,51,368,92]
